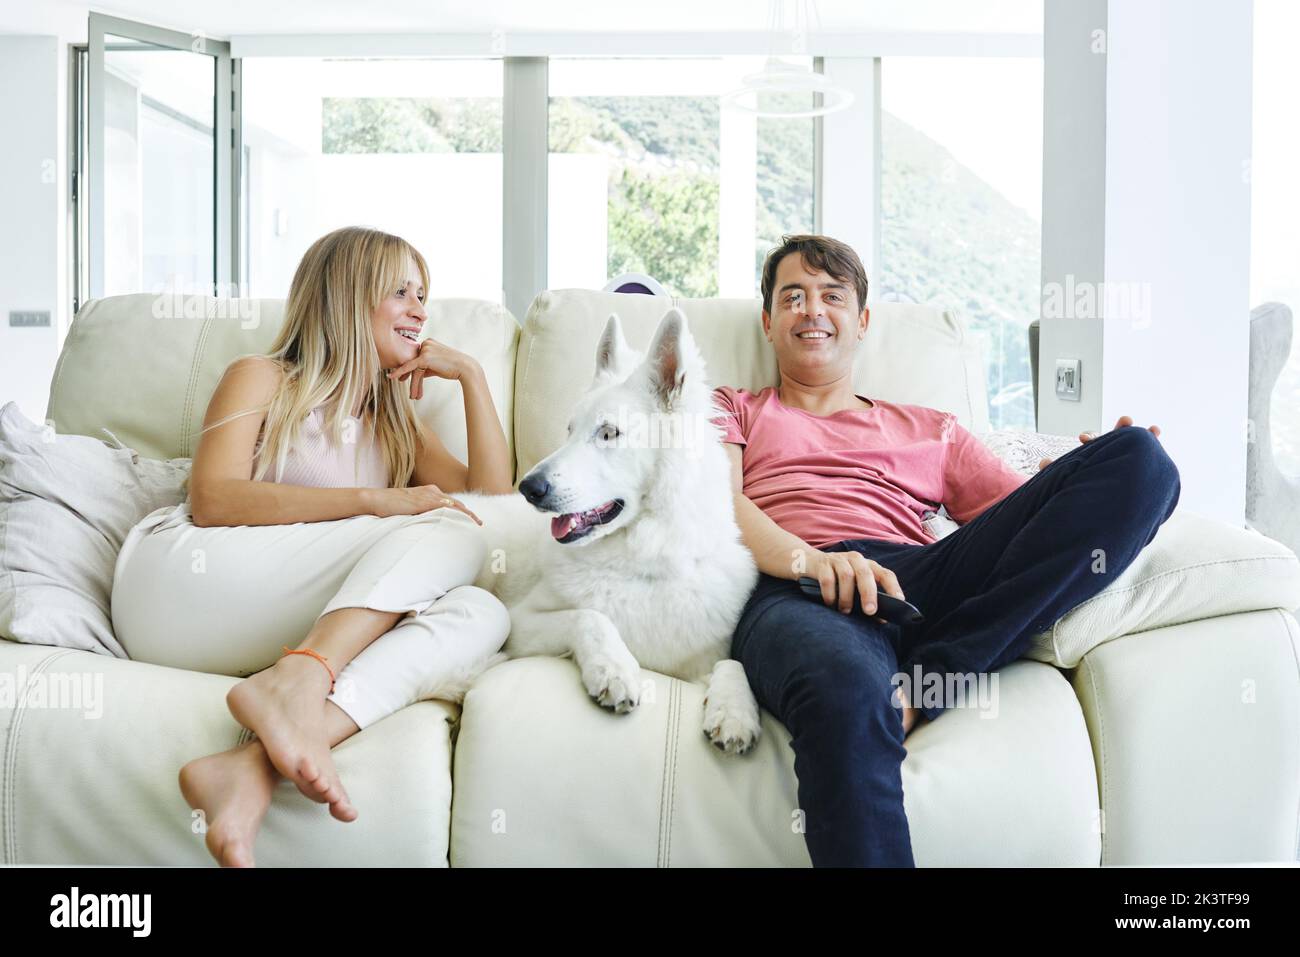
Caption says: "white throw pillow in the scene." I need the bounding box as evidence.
[921,429,1082,539]
[977,428,1083,478]
[946,429,1300,665]
[0,402,191,657]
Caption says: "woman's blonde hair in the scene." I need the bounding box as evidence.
[212,226,430,487]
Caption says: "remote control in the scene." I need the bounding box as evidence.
[797,576,925,626]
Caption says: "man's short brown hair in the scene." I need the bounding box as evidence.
[760,234,869,315]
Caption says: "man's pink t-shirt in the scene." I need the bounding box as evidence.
[712,385,1029,549]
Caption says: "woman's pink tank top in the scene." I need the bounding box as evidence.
[254,406,389,489]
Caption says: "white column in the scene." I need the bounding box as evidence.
[1040,0,1253,526]
[1039,0,1107,439]
[503,57,547,320]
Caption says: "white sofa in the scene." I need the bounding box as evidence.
[2,289,1298,866]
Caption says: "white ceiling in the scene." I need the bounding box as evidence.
[70,0,1043,39]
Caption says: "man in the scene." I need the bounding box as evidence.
[712,234,1178,868]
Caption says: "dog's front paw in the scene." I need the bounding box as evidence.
[702,694,761,755]
[581,656,641,714]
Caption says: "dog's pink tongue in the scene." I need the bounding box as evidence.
[551,513,577,540]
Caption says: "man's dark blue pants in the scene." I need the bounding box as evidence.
[730,426,1181,867]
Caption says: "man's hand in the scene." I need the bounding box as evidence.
[1038,415,1162,471]
[805,549,905,626]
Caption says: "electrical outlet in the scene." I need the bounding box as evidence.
[1055,358,1081,401]
[9,310,51,327]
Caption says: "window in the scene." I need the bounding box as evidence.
[1251,0,1300,477]
[239,58,503,300]
[878,56,1043,431]
[547,57,814,298]
[99,35,216,297]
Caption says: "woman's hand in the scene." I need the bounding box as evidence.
[364,485,482,524]
[806,549,905,625]
[1038,415,1162,471]
[387,338,482,401]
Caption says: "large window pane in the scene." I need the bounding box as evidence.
[240,58,503,301]
[548,57,813,298]
[1252,0,1300,477]
[879,56,1043,431]
[102,35,215,297]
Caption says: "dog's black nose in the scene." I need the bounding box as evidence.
[519,474,550,505]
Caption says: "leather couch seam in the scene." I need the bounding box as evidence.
[667,680,681,868]
[655,678,681,867]
[655,679,670,866]
[947,308,980,429]
[1052,554,1300,660]
[655,681,669,865]
[499,304,521,485]
[0,477,13,626]
[47,300,91,420]
[1274,608,1300,862]
[180,314,216,457]
[1081,656,1108,865]
[2,649,77,863]
[514,320,539,483]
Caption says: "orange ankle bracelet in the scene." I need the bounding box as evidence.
[280,646,336,692]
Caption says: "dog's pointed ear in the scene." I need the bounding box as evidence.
[646,307,694,409]
[593,313,634,384]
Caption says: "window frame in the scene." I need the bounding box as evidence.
[78,13,237,306]
[71,26,1041,323]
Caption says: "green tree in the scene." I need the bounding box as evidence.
[322,98,502,153]
[607,168,719,298]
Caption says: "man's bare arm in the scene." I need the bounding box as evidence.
[724,443,904,617]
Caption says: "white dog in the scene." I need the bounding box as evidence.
[459,307,762,754]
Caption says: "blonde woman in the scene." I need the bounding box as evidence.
[111,226,515,867]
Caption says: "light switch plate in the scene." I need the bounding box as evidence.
[1055,358,1081,401]
[9,310,51,327]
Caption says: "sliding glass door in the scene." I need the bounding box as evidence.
[86,13,235,300]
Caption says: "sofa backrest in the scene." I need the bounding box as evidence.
[512,289,991,481]
[46,290,988,489]
[46,294,520,471]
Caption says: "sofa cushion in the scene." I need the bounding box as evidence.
[449,656,1100,866]
[46,294,520,472]
[1071,609,1300,864]
[513,289,991,481]
[1027,510,1300,668]
[0,641,458,865]
[0,402,189,657]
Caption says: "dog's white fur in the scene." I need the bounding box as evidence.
[458,308,762,754]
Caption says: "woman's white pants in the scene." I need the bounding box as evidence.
[110,502,510,731]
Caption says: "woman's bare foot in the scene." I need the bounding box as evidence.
[179,740,277,867]
[226,655,355,820]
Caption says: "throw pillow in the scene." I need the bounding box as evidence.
[0,402,190,657]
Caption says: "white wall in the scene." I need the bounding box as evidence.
[1040,0,1254,527]
[0,0,88,423]
[1102,0,1252,526]
[1038,0,1106,437]
[0,35,62,423]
